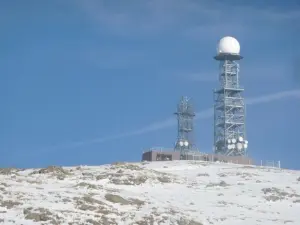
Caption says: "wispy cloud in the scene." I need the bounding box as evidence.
[32,89,300,155]
[76,0,300,39]
[174,71,217,83]
[176,61,291,83]
[185,73,217,82]
[246,89,300,104]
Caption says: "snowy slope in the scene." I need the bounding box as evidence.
[0,160,300,225]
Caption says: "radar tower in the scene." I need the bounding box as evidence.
[213,36,248,156]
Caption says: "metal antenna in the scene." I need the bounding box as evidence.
[174,96,196,157]
[213,37,248,156]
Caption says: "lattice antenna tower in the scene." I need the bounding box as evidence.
[174,96,196,154]
[213,36,248,156]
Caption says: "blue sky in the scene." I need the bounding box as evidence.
[1,0,300,169]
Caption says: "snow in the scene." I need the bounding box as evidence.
[0,160,300,225]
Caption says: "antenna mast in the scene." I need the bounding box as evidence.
[174,97,196,157]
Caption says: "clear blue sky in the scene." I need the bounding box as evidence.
[1,0,300,169]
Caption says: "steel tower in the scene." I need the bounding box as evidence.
[213,36,248,156]
[174,96,196,156]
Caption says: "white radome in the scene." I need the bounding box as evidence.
[179,141,184,146]
[184,141,189,147]
[237,143,243,150]
[238,136,244,142]
[227,139,231,144]
[217,36,240,55]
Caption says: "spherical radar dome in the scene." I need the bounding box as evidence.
[217,36,240,55]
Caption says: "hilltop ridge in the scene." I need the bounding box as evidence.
[0,160,300,225]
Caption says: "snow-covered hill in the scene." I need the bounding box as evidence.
[0,160,300,225]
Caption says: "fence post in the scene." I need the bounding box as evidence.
[278,161,281,169]
[260,160,262,167]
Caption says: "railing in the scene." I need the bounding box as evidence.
[146,147,174,152]
[260,160,281,169]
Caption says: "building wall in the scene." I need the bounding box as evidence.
[142,151,180,161]
[142,151,152,161]
[206,154,253,165]
[142,150,253,165]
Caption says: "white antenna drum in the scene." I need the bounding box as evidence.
[237,143,243,150]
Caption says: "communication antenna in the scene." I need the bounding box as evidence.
[213,36,248,156]
[174,96,196,156]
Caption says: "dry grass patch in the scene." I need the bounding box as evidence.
[74,182,101,189]
[177,217,203,225]
[23,207,61,224]
[206,181,229,188]
[0,200,22,209]
[74,195,117,215]
[0,168,20,175]
[262,187,300,202]
[111,174,148,185]
[31,166,71,175]
[111,162,143,171]
[197,173,209,177]
[104,193,145,207]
